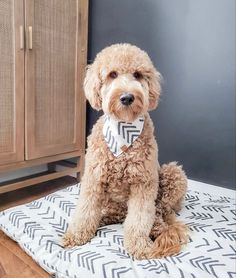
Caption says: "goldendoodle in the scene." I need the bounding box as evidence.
[63,43,188,259]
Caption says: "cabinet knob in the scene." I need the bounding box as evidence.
[19,25,24,50]
[28,26,33,50]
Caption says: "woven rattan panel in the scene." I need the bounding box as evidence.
[0,0,14,153]
[34,0,77,146]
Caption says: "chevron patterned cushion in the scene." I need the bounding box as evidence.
[0,182,235,278]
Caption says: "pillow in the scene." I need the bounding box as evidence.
[0,182,235,278]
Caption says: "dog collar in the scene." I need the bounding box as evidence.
[103,115,145,157]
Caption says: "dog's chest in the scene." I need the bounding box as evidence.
[104,159,131,202]
[89,114,157,202]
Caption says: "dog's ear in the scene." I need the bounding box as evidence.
[83,63,102,111]
[148,69,161,111]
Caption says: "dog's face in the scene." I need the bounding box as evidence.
[84,44,161,122]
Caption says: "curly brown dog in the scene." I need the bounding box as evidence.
[63,43,188,259]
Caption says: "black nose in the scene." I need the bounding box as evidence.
[120,93,135,106]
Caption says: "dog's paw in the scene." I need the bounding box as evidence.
[124,236,153,260]
[63,229,95,248]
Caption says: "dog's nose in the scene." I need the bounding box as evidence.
[120,93,135,106]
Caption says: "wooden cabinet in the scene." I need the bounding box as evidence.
[0,0,24,165]
[25,0,83,159]
[0,0,88,193]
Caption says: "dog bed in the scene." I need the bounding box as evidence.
[0,181,235,278]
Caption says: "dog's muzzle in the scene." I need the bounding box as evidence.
[120,93,135,106]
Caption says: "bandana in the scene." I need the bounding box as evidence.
[103,115,145,157]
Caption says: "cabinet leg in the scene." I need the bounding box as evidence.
[76,154,85,183]
[76,172,81,182]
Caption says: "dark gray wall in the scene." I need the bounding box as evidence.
[86,0,236,190]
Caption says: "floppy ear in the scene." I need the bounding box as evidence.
[83,63,102,111]
[148,69,161,111]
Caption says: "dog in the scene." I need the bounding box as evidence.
[63,43,188,259]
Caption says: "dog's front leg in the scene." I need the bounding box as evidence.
[124,181,157,259]
[63,165,103,247]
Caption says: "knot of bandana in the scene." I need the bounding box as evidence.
[103,115,145,157]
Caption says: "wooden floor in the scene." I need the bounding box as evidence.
[0,176,77,278]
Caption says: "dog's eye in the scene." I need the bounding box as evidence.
[109,71,118,79]
[133,71,143,79]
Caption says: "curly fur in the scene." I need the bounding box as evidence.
[63,43,188,259]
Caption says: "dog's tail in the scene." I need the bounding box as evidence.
[148,219,189,258]
[148,162,189,258]
[158,161,188,212]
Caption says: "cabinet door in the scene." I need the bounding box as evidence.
[25,0,86,160]
[0,0,24,165]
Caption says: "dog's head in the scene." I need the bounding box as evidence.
[84,43,161,122]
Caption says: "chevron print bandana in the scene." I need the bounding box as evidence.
[103,115,144,156]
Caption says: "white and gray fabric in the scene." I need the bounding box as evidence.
[0,181,235,278]
[103,115,144,156]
